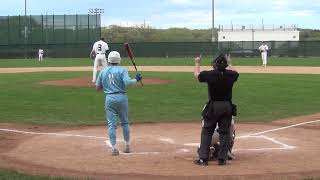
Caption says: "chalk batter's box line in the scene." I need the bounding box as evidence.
[183,134,295,150]
[0,119,318,155]
[1,119,318,139]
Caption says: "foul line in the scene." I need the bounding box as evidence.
[0,128,107,140]
[233,147,291,152]
[245,119,320,137]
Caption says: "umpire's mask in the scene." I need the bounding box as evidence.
[213,54,228,71]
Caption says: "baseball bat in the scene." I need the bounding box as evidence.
[124,43,143,86]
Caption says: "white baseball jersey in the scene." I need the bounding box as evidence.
[38,49,44,55]
[92,40,109,54]
[259,44,268,52]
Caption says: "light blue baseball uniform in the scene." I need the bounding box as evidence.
[96,65,137,146]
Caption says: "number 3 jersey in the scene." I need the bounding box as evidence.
[96,66,137,95]
[93,40,109,54]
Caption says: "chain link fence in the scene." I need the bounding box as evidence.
[0,14,101,58]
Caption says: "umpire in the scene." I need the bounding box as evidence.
[193,54,239,166]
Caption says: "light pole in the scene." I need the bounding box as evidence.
[212,0,216,42]
[88,8,104,39]
[25,0,27,17]
[24,0,27,59]
[88,8,104,14]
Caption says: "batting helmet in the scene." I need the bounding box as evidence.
[108,51,121,64]
[213,54,228,71]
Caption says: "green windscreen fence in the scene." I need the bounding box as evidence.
[0,15,319,59]
[108,41,320,58]
[2,41,319,59]
[0,14,101,58]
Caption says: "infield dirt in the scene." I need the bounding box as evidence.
[0,114,320,180]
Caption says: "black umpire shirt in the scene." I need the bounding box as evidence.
[198,69,239,101]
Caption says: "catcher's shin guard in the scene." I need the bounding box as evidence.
[228,116,236,160]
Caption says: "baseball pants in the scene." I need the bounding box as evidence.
[261,52,267,66]
[92,54,107,82]
[198,101,232,161]
[105,94,130,146]
[39,54,43,61]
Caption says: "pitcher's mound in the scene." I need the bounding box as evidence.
[40,77,176,87]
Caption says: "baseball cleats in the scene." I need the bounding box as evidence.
[193,159,208,166]
[218,159,226,166]
[111,148,119,156]
[227,151,235,160]
[123,144,130,153]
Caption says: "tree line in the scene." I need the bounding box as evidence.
[101,25,320,42]
[101,25,212,42]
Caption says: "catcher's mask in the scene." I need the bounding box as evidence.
[212,54,228,71]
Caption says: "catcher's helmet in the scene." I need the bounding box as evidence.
[213,54,228,71]
[108,51,121,64]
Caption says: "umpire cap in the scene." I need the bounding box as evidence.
[213,54,228,71]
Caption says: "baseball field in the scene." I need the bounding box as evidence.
[1,57,320,180]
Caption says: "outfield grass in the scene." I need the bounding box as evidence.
[0,57,320,68]
[0,71,320,126]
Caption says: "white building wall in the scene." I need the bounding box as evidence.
[218,30,300,42]
[218,31,252,41]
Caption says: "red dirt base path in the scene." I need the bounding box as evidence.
[0,114,320,180]
[39,77,176,87]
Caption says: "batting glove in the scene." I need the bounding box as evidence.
[135,73,142,82]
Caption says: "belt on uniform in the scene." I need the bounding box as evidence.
[107,92,125,95]
[97,53,105,54]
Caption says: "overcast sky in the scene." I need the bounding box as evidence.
[0,0,319,29]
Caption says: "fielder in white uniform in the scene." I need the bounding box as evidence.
[258,42,269,67]
[90,38,109,83]
[38,49,44,62]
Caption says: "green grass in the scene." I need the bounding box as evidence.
[0,169,70,180]
[1,71,320,126]
[0,57,320,68]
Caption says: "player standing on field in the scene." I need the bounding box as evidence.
[38,49,44,62]
[90,37,109,83]
[95,51,142,156]
[259,41,269,67]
